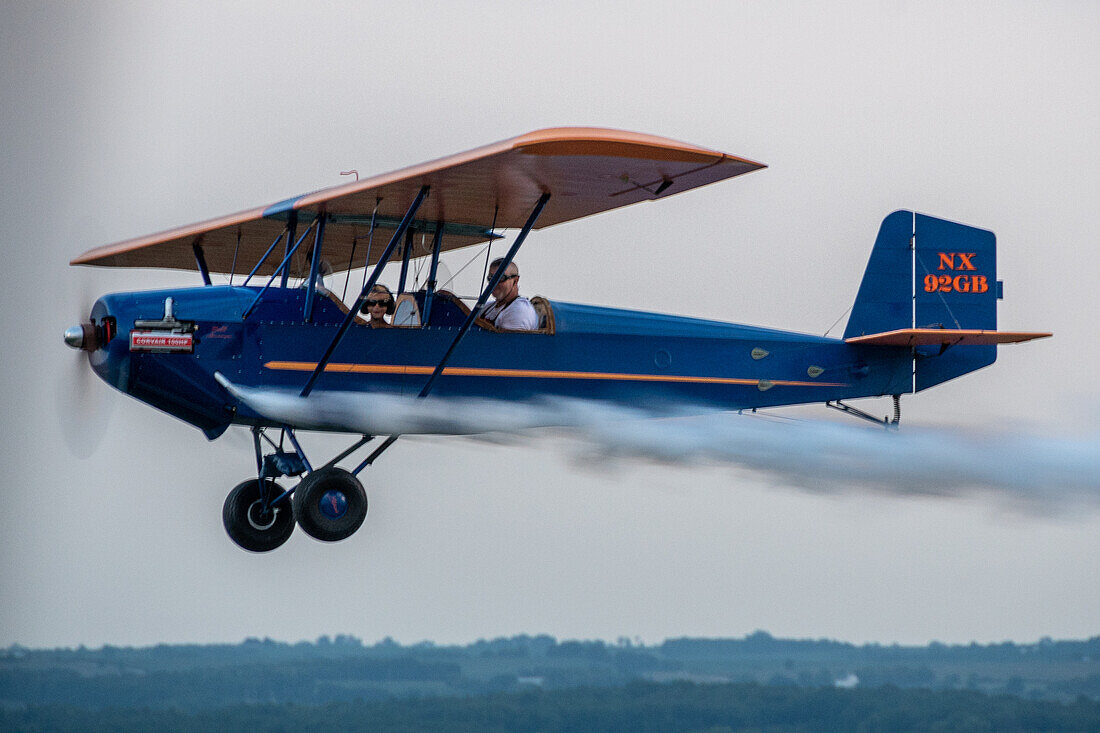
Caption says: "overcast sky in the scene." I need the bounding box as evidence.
[1,1,1097,649]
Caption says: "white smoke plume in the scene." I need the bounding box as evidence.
[568,411,1100,514]
[216,375,1100,515]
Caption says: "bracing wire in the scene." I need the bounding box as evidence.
[480,206,499,286]
[438,245,493,296]
[342,235,358,302]
[228,227,241,286]
[413,231,427,288]
[914,250,963,328]
[360,199,381,292]
[823,305,853,337]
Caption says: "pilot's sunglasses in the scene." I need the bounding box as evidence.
[490,273,517,283]
[366,299,391,307]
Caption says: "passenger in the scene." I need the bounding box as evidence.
[363,284,395,327]
[482,258,538,331]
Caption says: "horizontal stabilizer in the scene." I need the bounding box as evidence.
[845,329,1051,347]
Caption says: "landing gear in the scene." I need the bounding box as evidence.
[293,467,368,542]
[221,427,373,551]
[222,478,294,552]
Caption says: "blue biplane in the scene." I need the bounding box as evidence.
[65,128,1050,552]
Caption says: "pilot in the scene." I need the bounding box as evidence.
[363,284,395,327]
[482,258,538,330]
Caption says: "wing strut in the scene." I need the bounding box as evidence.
[352,192,551,472]
[241,228,288,287]
[398,227,414,295]
[300,186,430,397]
[192,240,212,285]
[280,211,298,289]
[422,222,445,324]
[241,217,321,320]
[303,213,328,323]
[419,193,550,399]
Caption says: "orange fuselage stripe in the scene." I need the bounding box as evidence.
[263,361,847,388]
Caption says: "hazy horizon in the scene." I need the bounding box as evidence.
[8,627,1097,653]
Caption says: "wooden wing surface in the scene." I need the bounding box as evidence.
[71,127,765,276]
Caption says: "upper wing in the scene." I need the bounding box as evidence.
[845,328,1052,346]
[71,127,765,276]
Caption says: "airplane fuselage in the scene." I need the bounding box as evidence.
[88,285,914,438]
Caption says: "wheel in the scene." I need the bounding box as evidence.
[293,467,367,542]
[222,478,294,552]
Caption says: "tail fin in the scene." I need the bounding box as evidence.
[844,211,1002,391]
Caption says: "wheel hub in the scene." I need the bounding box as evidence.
[247,499,279,531]
[319,489,348,519]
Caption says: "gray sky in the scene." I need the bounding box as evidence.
[1,1,1097,649]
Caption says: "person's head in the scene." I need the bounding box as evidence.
[487,258,520,302]
[365,284,394,320]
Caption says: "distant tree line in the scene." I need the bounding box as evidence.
[3,681,1100,733]
[2,631,1098,714]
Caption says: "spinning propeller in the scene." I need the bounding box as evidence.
[60,277,116,457]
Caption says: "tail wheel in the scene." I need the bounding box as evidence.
[293,467,367,542]
[223,479,294,552]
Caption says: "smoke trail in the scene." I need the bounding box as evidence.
[217,377,1100,514]
[565,411,1100,514]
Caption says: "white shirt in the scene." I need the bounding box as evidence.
[483,296,538,330]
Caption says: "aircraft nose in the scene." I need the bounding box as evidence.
[64,323,99,351]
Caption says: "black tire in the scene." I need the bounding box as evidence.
[222,478,294,552]
[293,467,367,542]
